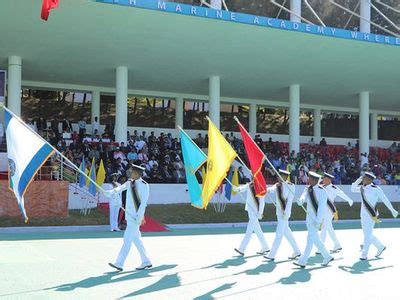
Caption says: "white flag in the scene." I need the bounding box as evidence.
[5,109,54,221]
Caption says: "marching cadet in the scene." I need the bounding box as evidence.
[108,173,122,232]
[264,169,301,261]
[294,171,334,268]
[233,182,270,256]
[105,164,152,271]
[320,172,354,253]
[351,172,398,260]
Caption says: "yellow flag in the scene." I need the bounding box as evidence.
[96,159,106,189]
[201,119,237,208]
[85,168,90,187]
[232,168,239,195]
[201,166,207,185]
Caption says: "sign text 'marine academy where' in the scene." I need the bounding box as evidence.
[97,0,400,47]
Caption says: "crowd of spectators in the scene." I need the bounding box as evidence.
[1,117,399,186]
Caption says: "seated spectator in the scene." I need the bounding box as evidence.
[308,138,315,147]
[161,165,174,183]
[237,166,250,184]
[320,138,327,147]
[127,148,138,161]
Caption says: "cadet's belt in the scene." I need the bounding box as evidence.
[360,187,380,223]
[327,198,339,221]
[131,180,141,212]
[308,186,318,215]
[277,183,287,212]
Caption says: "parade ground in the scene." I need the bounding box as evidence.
[1,222,400,300]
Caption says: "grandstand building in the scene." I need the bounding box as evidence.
[0,0,399,156]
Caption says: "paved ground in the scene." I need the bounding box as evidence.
[1,222,400,300]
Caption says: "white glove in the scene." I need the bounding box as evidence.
[297,200,302,206]
[391,209,398,218]
[349,200,354,207]
[314,221,321,229]
[232,186,239,193]
[258,214,263,220]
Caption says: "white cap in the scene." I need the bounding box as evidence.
[364,172,376,180]
[131,164,145,171]
[323,172,334,179]
[308,171,321,179]
[279,169,290,176]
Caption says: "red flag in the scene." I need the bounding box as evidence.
[41,0,59,21]
[237,121,267,197]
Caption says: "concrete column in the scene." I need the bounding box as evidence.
[371,112,378,144]
[360,0,371,33]
[91,90,100,123]
[209,76,220,129]
[290,0,302,23]
[289,84,300,155]
[210,0,222,10]
[249,103,257,137]
[313,108,321,142]
[359,91,370,157]
[115,66,128,144]
[7,56,22,117]
[175,96,184,129]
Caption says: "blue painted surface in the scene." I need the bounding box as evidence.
[96,0,400,47]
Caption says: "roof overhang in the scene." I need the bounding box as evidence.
[0,0,399,111]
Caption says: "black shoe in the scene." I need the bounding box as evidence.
[293,261,305,268]
[330,247,342,254]
[264,256,275,262]
[234,248,244,256]
[288,253,301,260]
[257,249,270,255]
[359,257,367,261]
[108,263,123,272]
[375,246,386,258]
[136,263,152,270]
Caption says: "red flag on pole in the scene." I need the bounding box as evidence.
[237,119,267,197]
[41,0,59,21]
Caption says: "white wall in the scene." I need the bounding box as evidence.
[68,183,400,210]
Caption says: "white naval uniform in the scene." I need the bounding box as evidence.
[351,177,397,258]
[107,182,122,231]
[104,178,151,268]
[320,184,353,250]
[235,184,269,253]
[266,181,300,259]
[297,184,332,265]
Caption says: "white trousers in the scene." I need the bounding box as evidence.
[298,222,330,265]
[109,205,120,231]
[361,215,384,257]
[269,219,300,259]
[239,213,269,253]
[320,213,341,249]
[115,222,151,268]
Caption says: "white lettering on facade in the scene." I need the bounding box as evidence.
[253,17,259,24]
[157,1,166,10]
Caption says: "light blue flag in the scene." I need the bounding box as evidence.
[179,128,207,208]
[79,157,86,188]
[4,108,54,222]
[88,159,97,196]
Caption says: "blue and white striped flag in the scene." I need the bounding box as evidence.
[5,109,54,221]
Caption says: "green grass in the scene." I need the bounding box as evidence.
[1,202,399,227]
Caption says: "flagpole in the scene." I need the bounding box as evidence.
[1,104,105,193]
[233,116,310,215]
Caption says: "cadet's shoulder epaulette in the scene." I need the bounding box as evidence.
[332,185,337,189]
[371,184,377,188]
[287,182,293,185]
[318,185,324,189]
